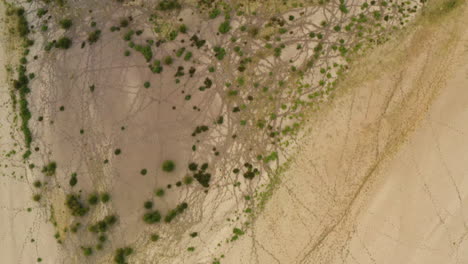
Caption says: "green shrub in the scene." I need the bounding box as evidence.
[82,247,93,256]
[88,193,99,205]
[143,210,161,223]
[134,44,152,62]
[144,201,153,209]
[150,234,160,241]
[157,0,181,11]
[155,188,165,197]
[69,173,77,186]
[114,247,133,264]
[33,194,41,202]
[218,20,231,34]
[55,37,72,49]
[59,19,73,29]
[101,193,110,203]
[33,180,42,188]
[162,160,175,172]
[42,161,57,176]
[88,30,101,44]
[66,194,89,216]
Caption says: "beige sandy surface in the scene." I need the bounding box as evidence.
[1,1,466,264]
[222,3,468,264]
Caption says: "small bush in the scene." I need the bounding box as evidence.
[155,188,165,197]
[42,161,57,176]
[144,200,153,209]
[162,160,175,172]
[150,234,160,241]
[101,193,110,203]
[143,210,161,224]
[59,19,73,29]
[55,37,72,49]
[88,30,101,44]
[114,247,133,264]
[218,20,231,34]
[157,0,181,11]
[88,193,99,205]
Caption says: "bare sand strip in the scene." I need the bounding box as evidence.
[222,2,468,264]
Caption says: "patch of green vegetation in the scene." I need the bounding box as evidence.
[55,37,72,49]
[213,46,226,60]
[157,0,181,11]
[134,44,153,62]
[144,200,153,209]
[150,233,160,241]
[33,180,42,188]
[81,247,93,256]
[59,19,73,29]
[88,30,101,44]
[69,173,78,186]
[65,194,89,216]
[88,215,118,233]
[218,20,231,34]
[101,193,110,203]
[114,247,133,264]
[162,160,175,172]
[88,193,99,205]
[164,202,188,223]
[155,188,165,197]
[42,161,57,176]
[184,51,193,61]
[33,194,41,202]
[143,210,161,223]
[149,60,163,73]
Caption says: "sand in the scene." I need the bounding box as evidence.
[222,2,468,264]
[1,1,467,263]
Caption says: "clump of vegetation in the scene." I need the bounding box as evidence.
[69,173,78,186]
[81,247,93,256]
[191,162,211,187]
[65,194,89,216]
[33,194,41,202]
[218,20,231,34]
[42,161,57,176]
[101,193,110,203]
[157,0,181,11]
[114,247,133,264]
[144,200,153,209]
[162,160,175,172]
[88,30,101,44]
[149,60,163,73]
[88,193,99,205]
[33,180,42,188]
[59,18,73,29]
[164,202,188,223]
[55,37,72,49]
[114,149,121,155]
[134,44,153,62]
[150,233,160,241]
[213,46,226,60]
[143,210,161,224]
[88,215,118,233]
[155,188,165,197]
